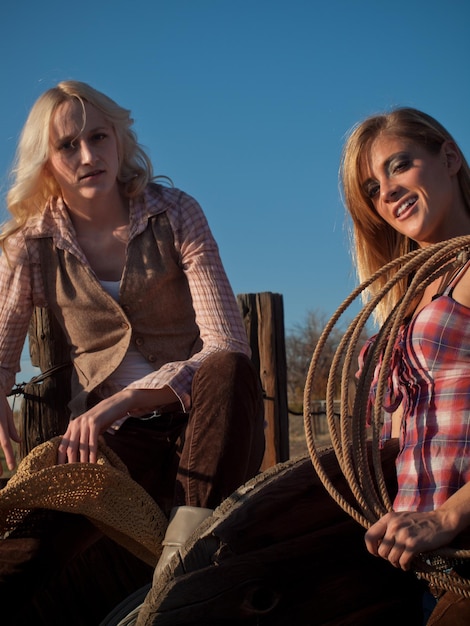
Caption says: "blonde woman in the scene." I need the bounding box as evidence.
[0,81,264,619]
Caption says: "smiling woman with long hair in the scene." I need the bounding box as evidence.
[341,107,470,623]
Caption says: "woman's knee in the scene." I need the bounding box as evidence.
[191,351,263,417]
[194,351,259,390]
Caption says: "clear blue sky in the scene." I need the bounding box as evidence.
[2,0,470,379]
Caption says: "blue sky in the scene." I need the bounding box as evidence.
[2,0,470,379]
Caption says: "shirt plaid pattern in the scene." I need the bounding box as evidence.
[360,291,470,512]
[0,185,249,411]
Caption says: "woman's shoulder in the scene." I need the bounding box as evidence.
[144,183,204,218]
[146,183,198,205]
[448,259,470,309]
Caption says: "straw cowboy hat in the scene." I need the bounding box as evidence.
[0,436,167,567]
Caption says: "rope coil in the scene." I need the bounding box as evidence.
[303,235,470,597]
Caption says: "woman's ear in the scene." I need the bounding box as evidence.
[441,140,462,175]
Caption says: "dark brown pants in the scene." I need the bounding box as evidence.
[104,350,266,513]
[427,591,470,625]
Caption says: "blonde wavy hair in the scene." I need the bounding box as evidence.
[340,107,470,325]
[2,80,156,247]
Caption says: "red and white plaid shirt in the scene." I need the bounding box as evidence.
[0,185,250,411]
[360,285,470,512]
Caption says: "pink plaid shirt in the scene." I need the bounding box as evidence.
[360,279,470,512]
[0,185,250,411]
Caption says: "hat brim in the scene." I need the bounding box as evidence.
[0,437,167,567]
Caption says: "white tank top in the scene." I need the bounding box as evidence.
[100,280,154,386]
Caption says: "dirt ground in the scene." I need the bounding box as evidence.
[288,411,331,459]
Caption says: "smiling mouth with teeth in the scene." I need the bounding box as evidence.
[396,197,417,217]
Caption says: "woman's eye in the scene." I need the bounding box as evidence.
[58,141,76,151]
[390,158,410,174]
[364,181,380,199]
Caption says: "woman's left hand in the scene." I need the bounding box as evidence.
[57,392,131,464]
[57,386,179,464]
[365,509,460,571]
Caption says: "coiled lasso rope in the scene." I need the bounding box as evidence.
[303,235,470,597]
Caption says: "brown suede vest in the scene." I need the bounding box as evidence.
[36,212,202,416]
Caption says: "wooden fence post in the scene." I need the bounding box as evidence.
[237,292,289,469]
[20,307,72,458]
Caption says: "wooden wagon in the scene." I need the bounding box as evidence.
[102,441,423,626]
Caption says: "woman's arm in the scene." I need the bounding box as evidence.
[0,392,20,475]
[0,236,35,473]
[125,190,250,411]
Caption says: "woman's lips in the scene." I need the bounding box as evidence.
[396,196,418,218]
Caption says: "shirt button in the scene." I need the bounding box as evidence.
[135,337,144,346]
[148,354,156,362]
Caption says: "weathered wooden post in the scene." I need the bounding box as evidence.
[20,307,72,458]
[237,292,289,469]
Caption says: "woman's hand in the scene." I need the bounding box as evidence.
[0,393,20,475]
[365,509,462,571]
[57,386,179,464]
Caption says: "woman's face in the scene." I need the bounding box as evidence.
[361,134,468,246]
[47,98,120,206]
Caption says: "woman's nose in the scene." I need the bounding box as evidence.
[380,178,400,202]
[79,141,95,164]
